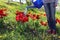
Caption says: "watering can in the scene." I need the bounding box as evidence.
[24,0,43,14]
[32,0,43,9]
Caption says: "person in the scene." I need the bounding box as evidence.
[42,0,58,34]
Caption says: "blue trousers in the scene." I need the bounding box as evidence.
[44,2,56,30]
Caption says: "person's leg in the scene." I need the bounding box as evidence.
[50,2,56,34]
[50,2,56,31]
[44,3,52,29]
[44,3,56,34]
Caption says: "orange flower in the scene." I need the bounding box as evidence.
[31,14,37,20]
[40,21,47,26]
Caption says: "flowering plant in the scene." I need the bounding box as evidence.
[0,8,7,28]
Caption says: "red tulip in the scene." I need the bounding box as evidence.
[58,19,60,24]
[0,9,4,15]
[36,15,40,19]
[16,11,24,15]
[56,18,59,23]
[26,14,29,17]
[22,16,28,22]
[3,14,7,16]
[56,18,60,24]
[16,11,29,23]
[0,9,7,18]
[16,15,20,21]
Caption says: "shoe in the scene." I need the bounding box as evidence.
[47,29,52,34]
[52,30,56,34]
